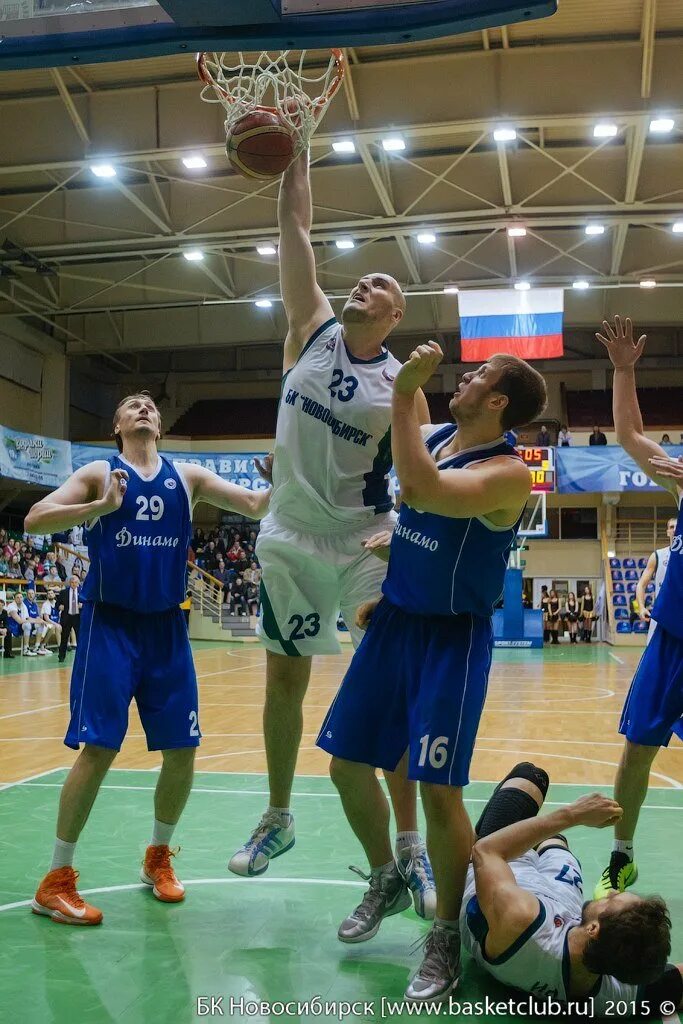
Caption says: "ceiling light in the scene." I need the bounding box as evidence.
[584,224,605,236]
[443,286,459,294]
[593,123,618,138]
[639,279,657,289]
[649,117,674,134]
[335,238,355,250]
[572,280,590,290]
[255,298,273,308]
[417,232,436,245]
[672,222,683,233]
[381,136,406,152]
[182,154,207,169]
[494,127,517,142]
[182,249,204,262]
[90,163,117,178]
[332,139,356,153]
[514,281,531,291]
[507,226,527,237]
[256,243,277,255]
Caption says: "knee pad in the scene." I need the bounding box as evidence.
[475,764,549,840]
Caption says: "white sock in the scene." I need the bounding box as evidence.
[50,837,76,871]
[435,916,460,933]
[267,805,292,827]
[395,830,423,857]
[151,818,176,847]
[613,840,634,861]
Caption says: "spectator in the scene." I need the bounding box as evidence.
[40,588,61,654]
[180,590,192,630]
[203,541,219,573]
[546,589,561,645]
[536,424,551,446]
[44,565,62,592]
[558,424,572,447]
[56,575,83,663]
[564,591,579,643]
[244,560,262,586]
[539,585,550,643]
[24,559,37,584]
[578,584,595,642]
[0,596,14,658]
[55,554,67,582]
[5,591,30,655]
[23,587,48,656]
[0,552,8,576]
[228,577,249,617]
[188,545,196,565]
[7,554,23,579]
[214,559,235,602]
[245,580,259,616]
[589,425,608,446]
[660,433,672,445]
[229,539,248,571]
[34,558,46,581]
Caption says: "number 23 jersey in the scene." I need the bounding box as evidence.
[269,318,402,533]
[82,454,192,613]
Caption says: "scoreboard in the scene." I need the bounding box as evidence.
[517,446,555,492]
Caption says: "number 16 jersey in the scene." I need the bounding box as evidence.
[269,318,402,534]
[82,454,192,613]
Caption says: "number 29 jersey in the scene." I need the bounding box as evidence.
[82,454,192,613]
[268,318,402,534]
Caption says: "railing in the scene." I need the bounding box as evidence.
[614,518,672,556]
[600,521,617,643]
[186,562,223,620]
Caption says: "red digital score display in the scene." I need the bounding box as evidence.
[516,446,555,492]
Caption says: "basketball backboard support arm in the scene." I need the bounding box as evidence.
[0,0,557,71]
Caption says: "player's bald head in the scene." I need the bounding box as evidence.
[342,273,406,332]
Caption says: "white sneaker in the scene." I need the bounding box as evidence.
[25,649,37,657]
[228,811,295,876]
[37,648,50,656]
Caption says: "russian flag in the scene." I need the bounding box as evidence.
[458,288,564,362]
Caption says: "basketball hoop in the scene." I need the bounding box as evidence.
[197,50,345,160]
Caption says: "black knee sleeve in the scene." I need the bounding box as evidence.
[475,763,550,839]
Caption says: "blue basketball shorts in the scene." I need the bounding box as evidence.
[316,597,493,786]
[619,624,683,747]
[64,601,201,752]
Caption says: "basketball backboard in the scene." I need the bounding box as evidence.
[0,0,557,70]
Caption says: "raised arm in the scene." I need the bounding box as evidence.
[179,464,271,521]
[391,342,530,519]
[472,793,622,959]
[596,317,678,498]
[24,462,123,534]
[279,151,334,373]
[636,553,656,621]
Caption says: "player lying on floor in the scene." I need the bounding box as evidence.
[461,762,681,1017]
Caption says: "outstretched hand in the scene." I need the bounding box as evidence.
[595,316,646,368]
[395,341,443,396]
[648,454,683,484]
[569,793,623,829]
[361,530,393,562]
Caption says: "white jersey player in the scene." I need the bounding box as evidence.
[636,517,676,643]
[229,150,436,919]
[460,763,682,1017]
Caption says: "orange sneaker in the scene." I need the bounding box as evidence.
[141,845,185,903]
[32,866,103,926]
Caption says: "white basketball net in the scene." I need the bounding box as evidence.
[198,50,345,159]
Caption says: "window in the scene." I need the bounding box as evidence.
[559,508,597,539]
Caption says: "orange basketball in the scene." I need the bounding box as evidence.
[226,109,296,180]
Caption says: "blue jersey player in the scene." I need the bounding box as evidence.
[317,342,547,1002]
[594,317,683,900]
[25,392,270,927]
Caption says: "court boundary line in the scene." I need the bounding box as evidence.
[0,876,366,915]
[0,766,65,791]
[15,780,683,812]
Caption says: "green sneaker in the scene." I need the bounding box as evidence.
[593,852,638,900]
